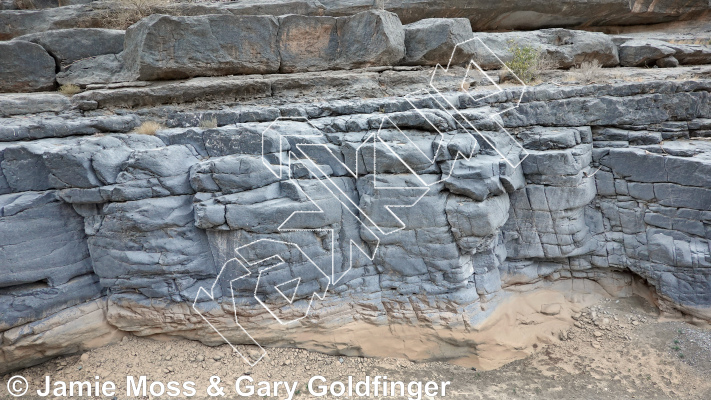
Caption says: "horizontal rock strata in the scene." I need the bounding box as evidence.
[2,0,710,40]
[1,77,709,373]
[3,11,711,92]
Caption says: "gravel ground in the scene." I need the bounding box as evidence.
[3,296,710,400]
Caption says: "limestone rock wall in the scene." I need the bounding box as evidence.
[5,11,711,92]
[501,82,711,319]
[1,79,709,373]
[2,0,710,40]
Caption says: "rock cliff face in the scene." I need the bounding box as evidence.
[1,76,710,373]
[1,3,711,376]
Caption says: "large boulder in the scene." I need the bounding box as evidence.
[56,53,127,86]
[0,5,103,40]
[618,38,711,66]
[14,28,125,71]
[277,14,339,73]
[0,40,56,92]
[278,10,405,73]
[656,55,679,68]
[402,18,475,66]
[671,43,711,65]
[336,10,405,68]
[470,28,619,70]
[123,14,280,81]
[618,39,677,67]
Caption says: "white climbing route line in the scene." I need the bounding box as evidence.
[194,35,531,366]
[408,36,530,170]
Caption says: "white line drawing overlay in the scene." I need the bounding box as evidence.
[194,36,531,366]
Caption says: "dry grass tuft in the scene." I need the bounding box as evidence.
[536,53,558,73]
[135,121,163,135]
[572,59,605,83]
[198,116,218,129]
[58,84,81,96]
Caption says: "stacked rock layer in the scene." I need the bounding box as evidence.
[1,77,709,372]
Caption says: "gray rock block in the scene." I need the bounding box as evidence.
[446,193,510,244]
[654,183,711,211]
[0,114,139,142]
[205,126,282,157]
[224,186,343,233]
[471,29,619,70]
[278,10,405,73]
[601,148,711,188]
[474,267,502,296]
[70,76,273,108]
[1,298,122,375]
[277,14,339,73]
[669,43,711,65]
[119,145,198,181]
[0,40,56,93]
[336,11,404,67]
[13,28,124,71]
[0,191,92,288]
[519,127,585,150]
[656,55,679,68]
[503,177,596,259]
[190,155,283,194]
[504,86,710,128]
[56,53,128,86]
[0,274,102,332]
[1,142,57,191]
[349,134,438,175]
[0,5,99,40]
[0,132,157,192]
[402,18,475,66]
[665,155,711,188]
[162,108,280,129]
[223,0,325,16]
[618,39,676,67]
[593,127,662,145]
[358,174,447,230]
[321,0,711,31]
[0,93,70,117]
[124,14,281,80]
[522,143,592,177]
[442,155,508,201]
[88,195,216,295]
[0,0,17,9]
[647,229,709,268]
[1,0,709,41]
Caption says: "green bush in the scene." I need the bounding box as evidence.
[506,41,542,84]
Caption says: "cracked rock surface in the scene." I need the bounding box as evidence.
[0,71,710,373]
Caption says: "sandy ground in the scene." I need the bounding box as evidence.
[3,296,710,400]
